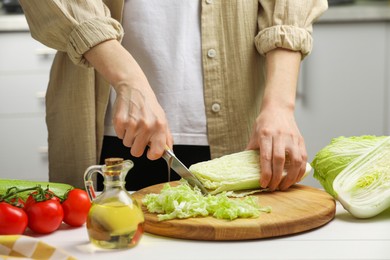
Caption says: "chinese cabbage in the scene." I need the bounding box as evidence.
[189,150,312,195]
[312,135,390,218]
[312,135,387,197]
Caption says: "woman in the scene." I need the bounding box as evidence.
[19,0,328,191]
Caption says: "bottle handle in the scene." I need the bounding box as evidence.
[84,165,103,201]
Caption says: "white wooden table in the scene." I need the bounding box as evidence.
[27,203,390,260]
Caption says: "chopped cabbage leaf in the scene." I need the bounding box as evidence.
[312,135,390,218]
[142,180,271,221]
[189,150,312,195]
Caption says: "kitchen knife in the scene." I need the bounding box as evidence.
[162,147,209,195]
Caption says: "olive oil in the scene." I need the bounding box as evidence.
[87,201,144,249]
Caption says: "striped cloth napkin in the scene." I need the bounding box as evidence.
[0,235,76,260]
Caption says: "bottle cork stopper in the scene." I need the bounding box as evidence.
[105,158,124,166]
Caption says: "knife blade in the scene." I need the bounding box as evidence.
[162,147,209,195]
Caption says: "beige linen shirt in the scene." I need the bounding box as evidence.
[20,0,327,188]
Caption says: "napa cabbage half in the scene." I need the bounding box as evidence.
[312,135,390,218]
[189,150,312,195]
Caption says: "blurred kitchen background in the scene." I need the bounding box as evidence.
[1,0,390,188]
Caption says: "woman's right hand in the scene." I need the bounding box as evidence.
[112,79,172,160]
[84,39,172,160]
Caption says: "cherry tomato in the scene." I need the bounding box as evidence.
[0,202,28,235]
[24,190,59,210]
[25,198,64,234]
[62,189,91,227]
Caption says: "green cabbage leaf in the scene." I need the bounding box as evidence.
[312,135,390,218]
[142,180,271,221]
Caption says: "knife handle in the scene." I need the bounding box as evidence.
[162,145,174,162]
[164,144,173,151]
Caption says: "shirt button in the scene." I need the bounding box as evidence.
[211,103,221,113]
[206,0,213,4]
[207,49,216,58]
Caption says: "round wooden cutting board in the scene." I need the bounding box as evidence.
[132,181,336,241]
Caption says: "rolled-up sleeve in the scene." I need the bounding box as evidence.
[255,0,328,59]
[19,0,123,67]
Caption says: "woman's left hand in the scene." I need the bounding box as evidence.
[246,104,307,191]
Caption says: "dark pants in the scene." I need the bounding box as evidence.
[98,136,211,191]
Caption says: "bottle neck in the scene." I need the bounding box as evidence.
[103,175,126,188]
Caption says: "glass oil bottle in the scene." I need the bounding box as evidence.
[84,158,144,249]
